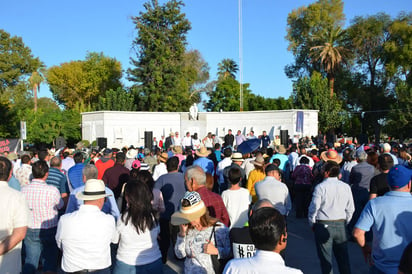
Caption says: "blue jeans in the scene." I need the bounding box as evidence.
[314,221,351,274]
[113,258,163,274]
[22,227,58,274]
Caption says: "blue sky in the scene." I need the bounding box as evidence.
[1,0,411,102]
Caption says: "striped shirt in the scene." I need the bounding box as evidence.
[22,179,64,229]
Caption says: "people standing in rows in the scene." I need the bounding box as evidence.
[182,132,193,151]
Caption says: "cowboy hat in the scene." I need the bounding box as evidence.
[171,192,207,225]
[126,149,138,159]
[158,152,168,163]
[275,145,286,154]
[195,147,211,157]
[251,155,265,167]
[320,149,342,164]
[231,152,244,162]
[172,145,183,154]
[76,179,111,201]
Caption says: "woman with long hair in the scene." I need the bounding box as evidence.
[134,170,165,214]
[172,191,230,274]
[113,180,163,274]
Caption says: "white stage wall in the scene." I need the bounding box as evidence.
[81,110,318,148]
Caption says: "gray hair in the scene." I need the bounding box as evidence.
[50,156,62,168]
[356,150,368,161]
[185,165,206,186]
[252,199,274,212]
[82,164,98,181]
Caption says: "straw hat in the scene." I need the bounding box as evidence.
[171,192,207,225]
[320,149,342,164]
[275,145,286,154]
[251,155,265,167]
[195,147,210,157]
[159,152,169,163]
[231,152,244,162]
[76,179,111,201]
[172,145,183,154]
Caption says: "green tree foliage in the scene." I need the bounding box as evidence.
[292,72,343,132]
[0,30,41,92]
[98,88,137,111]
[217,58,238,80]
[285,0,345,79]
[47,52,122,110]
[385,82,412,139]
[28,67,47,112]
[128,0,192,111]
[182,50,210,103]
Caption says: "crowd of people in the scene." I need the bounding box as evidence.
[0,129,412,274]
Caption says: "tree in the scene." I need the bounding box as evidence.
[310,26,349,97]
[292,72,344,132]
[28,66,47,112]
[217,58,238,80]
[47,52,122,110]
[285,0,345,80]
[128,0,192,111]
[0,30,41,92]
[182,50,210,103]
[97,88,137,111]
[205,77,251,112]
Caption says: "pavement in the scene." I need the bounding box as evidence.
[162,212,370,274]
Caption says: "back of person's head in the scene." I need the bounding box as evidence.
[0,156,12,181]
[311,149,318,157]
[214,143,221,150]
[223,147,232,158]
[134,170,155,191]
[299,156,310,165]
[82,164,98,181]
[265,164,280,176]
[21,154,31,164]
[38,150,48,161]
[272,158,281,167]
[367,151,379,167]
[32,160,49,179]
[399,242,412,274]
[166,156,179,172]
[115,152,126,164]
[323,161,340,177]
[250,198,274,217]
[378,153,394,171]
[186,165,206,186]
[123,180,156,234]
[249,207,286,252]
[228,167,241,185]
[291,145,297,152]
[356,150,368,162]
[50,156,62,168]
[73,152,83,164]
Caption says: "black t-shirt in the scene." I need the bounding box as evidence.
[229,227,256,259]
[369,173,389,197]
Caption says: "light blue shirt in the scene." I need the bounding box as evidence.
[193,157,215,176]
[308,177,355,226]
[270,154,289,171]
[65,185,120,220]
[355,191,412,274]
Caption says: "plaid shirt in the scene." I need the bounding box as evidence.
[197,186,230,227]
[22,179,63,229]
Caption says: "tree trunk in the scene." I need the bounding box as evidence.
[328,76,335,98]
[34,84,38,112]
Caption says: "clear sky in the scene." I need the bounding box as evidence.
[1,0,411,102]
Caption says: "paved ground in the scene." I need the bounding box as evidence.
[163,213,370,274]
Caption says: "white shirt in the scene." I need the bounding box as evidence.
[288,152,299,171]
[56,204,116,272]
[153,162,167,181]
[182,136,192,147]
[241,158,255,179]
[340,160,357,184]
[114,213,162,266]
[224,250,303,274]
[254,177,292,216]
[221,188,251,228]
[308,177,355,226]
[0,181,29,274]
[61,157,75,173]
[173,136,182,146]
[217,157,232,183]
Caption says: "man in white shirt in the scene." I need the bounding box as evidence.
[0,156,29,274]
[308,161,354,274]
[224,207,302,273]
[56,179,116,273]
[181,132,192,150]
[254,164,292,216]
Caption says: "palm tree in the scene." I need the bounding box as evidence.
[310,26,349,98]
[29,66,46,112]
[217,58,238,79]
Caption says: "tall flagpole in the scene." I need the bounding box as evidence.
[238,0,243,111]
